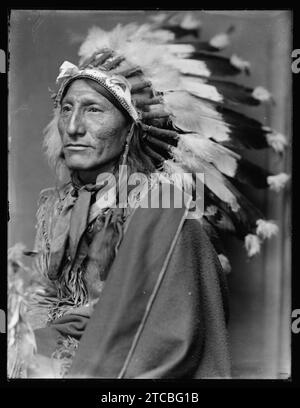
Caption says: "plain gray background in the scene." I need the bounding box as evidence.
[8,10,292,378]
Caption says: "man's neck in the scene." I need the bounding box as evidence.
[77,162,117,185]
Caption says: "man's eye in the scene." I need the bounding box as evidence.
[61,105,72,113]
[87,106,102,113]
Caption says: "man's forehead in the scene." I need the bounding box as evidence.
[62,79,113,105]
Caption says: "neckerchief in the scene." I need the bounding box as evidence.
[48,172,115,280]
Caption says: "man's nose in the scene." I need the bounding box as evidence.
[66,109,86,137]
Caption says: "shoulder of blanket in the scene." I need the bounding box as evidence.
[35,185,71,234]
[182,216,221,256]
[35,187,59,226]
[37,187,59,207]
[37,183,72,206]
[184,216,231,275]
[184,216,222,249]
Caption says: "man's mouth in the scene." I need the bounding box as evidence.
[64,144,93,151]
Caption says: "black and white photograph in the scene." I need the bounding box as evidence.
[7,9,292,381]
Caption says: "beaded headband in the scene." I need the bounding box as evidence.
[55,61,139,121]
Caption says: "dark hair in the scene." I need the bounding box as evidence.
[121,125,157,175]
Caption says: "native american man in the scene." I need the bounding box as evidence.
[18,17,289,378]
[27,72,230,378]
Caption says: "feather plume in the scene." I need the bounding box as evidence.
[214,212,236,233]
[177,133,239,177]
[205,185,264,238]
[149,12,170,25]
[267,172,290,192]
[204,205,218,217]
[203,194,237,235]
[169,52,247,76]
[205,204,236,233]
[174,59,211,77]
[171,145,240,211]
[190,77,266,106]
[209,26,235,50]
[230,54,251,75]
[159,12,202,39]
[265,129,288,153]
[164,91,231,142]
[170,40,223,53]
[218,254,232,274]
[252,86,272,102]
[177,76,274,107]
[233,158,271,189]
[245,234,261,257]
[179,76,223,102]
[256,219,279,239]
[173,12,201,30]
[165,92,279,151]
[162,159,194,192]
[191,99,278,150]
[210,33,231,50]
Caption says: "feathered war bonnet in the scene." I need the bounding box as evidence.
[47,12,290,270]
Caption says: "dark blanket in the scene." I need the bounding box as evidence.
[34,201,231,378]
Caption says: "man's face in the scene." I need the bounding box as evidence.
[58,79,129,172]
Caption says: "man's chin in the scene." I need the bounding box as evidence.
[65,159,95,171]
[65,159,114,173]
[64,154,120,173]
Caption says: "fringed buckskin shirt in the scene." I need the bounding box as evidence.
[28,178,231,378]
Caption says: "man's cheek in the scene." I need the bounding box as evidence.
[92,128,113,142]
[91,119,123,140]
[96,136,121,156]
